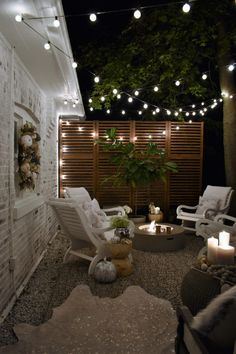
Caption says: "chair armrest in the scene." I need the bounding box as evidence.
[177,204,198,215]
[103,206,125,216]
[214,214,236,224]
[176,306,210,354]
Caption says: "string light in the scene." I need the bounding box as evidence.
[202,73,207,80]
[64,99,68,105]
[138,111,142,115]
[134,90,139,96]
[143,103,148,109]
[72,61,78,68]
[100,96,105,101]
[106,109,111,114]
[72,103,76,108]
[15,14,23,22]
[121,110,126,115]
[44,41,51,50]
[228,64,234,72]
[182,2,191,13]
[153,86,159,92]
[156,107,160,113]
[175,80,181,86]
[88,98,93,103]
[53,16,60,27]
[128,96,133,103]
[89,13,97,22]
[133,9,142,19]
[113,88,118,95]
[117,94,121,99]
[94,76,100,83]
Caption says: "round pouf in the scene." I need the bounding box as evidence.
[94,259,117,283]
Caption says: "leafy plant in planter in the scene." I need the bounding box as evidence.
[96,128,177,216]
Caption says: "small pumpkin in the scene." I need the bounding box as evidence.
[94,258,117,283]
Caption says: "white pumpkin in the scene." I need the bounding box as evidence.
[94,259,117,283]
[20,134,33,148]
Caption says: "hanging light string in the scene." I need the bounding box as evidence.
[15,1,197,24]
[15,11,236,113]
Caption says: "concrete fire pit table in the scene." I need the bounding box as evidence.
[133,223,185,252]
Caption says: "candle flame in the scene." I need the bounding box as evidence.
[148,221,156,232]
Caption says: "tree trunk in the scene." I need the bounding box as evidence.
[218,23,236,215]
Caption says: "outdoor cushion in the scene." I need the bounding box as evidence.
[203,186,232,210]
[82,199,107,228]
[195,197,219,218]
[191,285,236,350]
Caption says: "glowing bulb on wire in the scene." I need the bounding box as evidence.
[89,13,97,22]
[202,73,207,80]
[182,3,191,13]
[154,86,159,92]
[143,103,148,109]
[113,88,118,95]
[15,14,23,22]
[94,76,100,83]
[53,16,60,27]
[228,64,234,72]
[134,9,141,19]
[128,97,133,103]
[44,41,51,50]
[175,80,181,86]
[72,61,77,69]
[134,90,139,96]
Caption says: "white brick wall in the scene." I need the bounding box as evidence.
[0,33,58,316]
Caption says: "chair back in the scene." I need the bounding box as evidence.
[64,187,91,203]
[48,198,102,248]
[202,185,233,211]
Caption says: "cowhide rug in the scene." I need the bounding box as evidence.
[1,285,177,354]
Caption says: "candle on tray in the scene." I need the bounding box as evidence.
[207,236,218,264]
[217,245,235,265]
[219,231,230,247]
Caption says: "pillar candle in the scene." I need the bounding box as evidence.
[219,231,230,247]
[207,237,218,264]
[217,245,235,265]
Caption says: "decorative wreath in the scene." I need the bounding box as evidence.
[18,121,41,190]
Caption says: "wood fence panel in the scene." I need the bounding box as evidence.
[59,120,203,217]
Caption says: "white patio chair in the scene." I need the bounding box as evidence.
[64,187,125,217]
[196,214,236,242]
[48,198,115,275]
[176,185,234,232]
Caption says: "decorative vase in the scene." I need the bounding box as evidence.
[148,211,163,223]
[114,227,130,239]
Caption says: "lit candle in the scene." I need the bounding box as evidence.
[219,231,230,247]
[207,237,218,264]
[155,207,160,214]
[217,245,235,265]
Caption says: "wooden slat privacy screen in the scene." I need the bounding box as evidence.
[59,120,203,216]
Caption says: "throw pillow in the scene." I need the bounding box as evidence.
[196,197,219,218]
[191,285,236,349]
[82,199,107,227]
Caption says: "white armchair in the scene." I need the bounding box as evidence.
[196,214,236,241]
[176,185,234,232]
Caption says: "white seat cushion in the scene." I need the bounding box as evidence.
[195,197,219,218]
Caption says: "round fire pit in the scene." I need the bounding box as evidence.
[133,223,185,252]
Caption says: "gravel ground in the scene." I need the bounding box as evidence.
[0,231,204,346]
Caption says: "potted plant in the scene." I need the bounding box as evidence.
[96,127,177,220]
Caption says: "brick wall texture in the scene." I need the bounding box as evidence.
[0,33,58,316]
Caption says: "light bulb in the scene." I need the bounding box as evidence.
[15,14,22,22]
[174,112,179,116]
[138,111,142,115]
[134,90,139,96]
[156,107,160,113]
[202,73,207,80]
[44,41,51,50]
[204,108,207,112]
[219,98,223,102]
[128,97,133,103]
[75,99,79,104]
[162,131,166,135]
[182,3,191,13]
[119,136,123,141]
[78,127,83,131]
[192,111,196,116]
[179,108,182,112]
[72,61,78,69]
[154,86,159,92]
[143,103,148,109]
[89,13,97,22]
[185,112,189,116]
[90,107,94,111]
[64,99,68,105]
[53,16,60,27]
[72,103,76,108]
[228,64,234,72]
[117,94,121,99]
[189,119,192,123]
[94,76,100,83]
[201,102,205,106]
[192,104,195,108]
[176,126,180,130]
[167,110,171,115]
[88,98,92,103]
[113,88,118,95]
[230,95,233,99]
[106,109,110,114]
[100,96,105,102]
[175,80,180,86]
[134,9,141,19]
[152,111,156,115]
[121,110,126,115]
[66,121,70,125]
